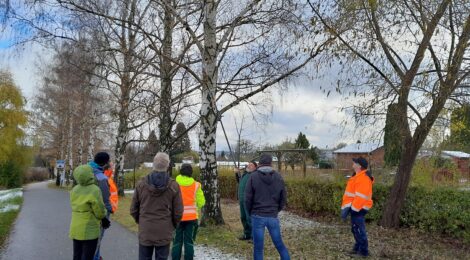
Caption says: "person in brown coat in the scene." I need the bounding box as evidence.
[130,152,184,260]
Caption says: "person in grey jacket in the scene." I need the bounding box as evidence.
[245,153,290,260]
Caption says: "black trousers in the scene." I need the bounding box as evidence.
[139,244,170,260]
[73,239,98,260]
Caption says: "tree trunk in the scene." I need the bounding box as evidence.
[87,128,95,162]
[159,0,174,154]
[200,0,224,225]
[78,121,85,164]
[380,141,418,227]
[114,111,129,196]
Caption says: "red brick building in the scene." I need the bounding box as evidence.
[441,150,470,177]
[333,143,385,170]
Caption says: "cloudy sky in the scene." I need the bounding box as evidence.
[0,42,368,152]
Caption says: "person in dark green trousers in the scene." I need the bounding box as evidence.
[235,161,258,241]
[172,164,205,260]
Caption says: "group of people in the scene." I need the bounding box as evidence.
[68,150,374,260]
[234,154,374,259]
[69,151,205,260]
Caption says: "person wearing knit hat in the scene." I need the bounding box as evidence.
[94,152,110,167]
[131,152,184,260]
[88,152,112,260]
[171,163,205,260]
[245,153,290,260]
[258,153,272,166]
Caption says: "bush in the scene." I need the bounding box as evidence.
[218,174,470,241]
[23,167,50,183]
[412,158,461,188]
[0,161,24,189]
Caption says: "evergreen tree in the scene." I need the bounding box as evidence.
[384,103,402,167]
[172,122,191,154]
[142,130,159,162]
[295,132,310,149]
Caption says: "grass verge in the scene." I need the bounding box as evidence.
[0,190,23,251]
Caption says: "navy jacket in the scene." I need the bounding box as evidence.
[244,166,287,218]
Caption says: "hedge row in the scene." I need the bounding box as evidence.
[218,175,470,241]
[123,169,470,241]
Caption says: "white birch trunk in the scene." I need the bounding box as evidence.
[67,109,74,184]
[78,121,84,164]
[199,0,224,225]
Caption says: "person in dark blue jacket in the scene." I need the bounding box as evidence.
[88,152,112,260]
[245,153,290,260]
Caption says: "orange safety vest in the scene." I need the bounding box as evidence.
[180,182,200,221]
[341,170,374,212]
[104,169,119,212]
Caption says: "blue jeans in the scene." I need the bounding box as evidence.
[251,215,290,260]
[351,210,369,256]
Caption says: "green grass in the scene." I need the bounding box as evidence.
[47,182,72,191]
[112,197,470,259]
[0,190,23,250]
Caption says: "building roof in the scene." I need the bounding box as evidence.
[441,150,470,159]
[333,143,383,154]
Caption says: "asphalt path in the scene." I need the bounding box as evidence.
[1,181,138,260]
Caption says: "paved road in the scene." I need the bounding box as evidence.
[1,181,138,260]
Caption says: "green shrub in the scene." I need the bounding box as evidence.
[0,161,24,189]
[218,174,470,241]
[412,158,461,188]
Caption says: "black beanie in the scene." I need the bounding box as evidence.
[180,163,193,177]
[94,152,110,167]
[259,153,272,166]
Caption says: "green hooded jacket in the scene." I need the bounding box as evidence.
[69,165,106,240]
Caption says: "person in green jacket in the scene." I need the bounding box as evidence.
[69,164,109,260]
[235,161,257,241]
[172,164,205,260]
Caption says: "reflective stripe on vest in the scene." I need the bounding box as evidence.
[181,182,200,221]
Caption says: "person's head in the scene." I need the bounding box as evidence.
[153,152,170,172]
[94,152,110,167]
[352,157,368,173]
[246,161,258,172]
[258,153,272,167]
[73,164,94,186]
[180,163,193,177]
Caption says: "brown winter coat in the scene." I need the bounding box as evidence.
[130,173,184,246]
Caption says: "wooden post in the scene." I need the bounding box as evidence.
[277,152,282,172]
[303,152,307,178]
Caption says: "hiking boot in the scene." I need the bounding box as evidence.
[238,235,251,241]
[346,250,358,256]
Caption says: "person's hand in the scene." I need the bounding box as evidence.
[101,218,111,229]
[341,208,351,221]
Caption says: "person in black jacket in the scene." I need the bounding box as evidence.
[245,153,290,260]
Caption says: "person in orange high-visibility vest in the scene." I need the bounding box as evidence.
[104,163,119,213]
[341,157,374,258]
[171,163,205,260]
